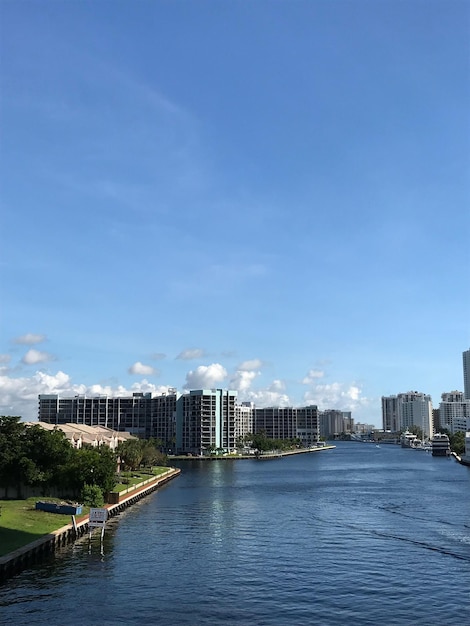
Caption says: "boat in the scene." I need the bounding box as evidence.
[431,433,451,457]
[410,439,432,452]
[400,431,418,448]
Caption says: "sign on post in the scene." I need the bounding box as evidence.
[88,508,108,527]
[88,508,108,539]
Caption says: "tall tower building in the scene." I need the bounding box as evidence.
[397,391,433,438]
[381,396,399,432]
[463,349,470,400]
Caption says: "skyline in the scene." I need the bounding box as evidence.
[1,1,469,425]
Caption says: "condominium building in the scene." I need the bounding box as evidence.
[178,389,237,455]
[236,402,255,443]
[253,406,319,446]
[39,390,319,454]
[439,391,470,434]
[397,391,433,438]
[39,391,179,445]
[463,349,470,400]
[381,395,399,432]
[319,410,353,439]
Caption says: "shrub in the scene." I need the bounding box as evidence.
[81,483,104,507]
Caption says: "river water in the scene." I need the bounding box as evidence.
[1,442,469,625]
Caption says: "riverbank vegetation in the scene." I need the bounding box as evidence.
[237,432,303,453]
[0,416,167,506]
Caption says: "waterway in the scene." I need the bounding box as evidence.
[1,442,470,625]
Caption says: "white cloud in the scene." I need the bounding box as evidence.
[150,352,166,360]
[176,348,206,360]
[185,363,227,389]
[0,354,11,364]
[268,379,286,392]
[238,359,263,371]
[128,362,157,376]
[22,349,54,365]
[302,369,324,384]
[230,369,259,392]
[234,379,290,408]
[14,333,46,345]
[303,382,368,412]
[240,379,291,408]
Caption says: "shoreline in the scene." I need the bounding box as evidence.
[171,445,336,461]
[0,467,181,583]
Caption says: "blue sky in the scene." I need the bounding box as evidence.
[1,0,469,426]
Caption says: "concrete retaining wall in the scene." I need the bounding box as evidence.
[0,468,180,583]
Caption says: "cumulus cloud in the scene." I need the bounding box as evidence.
[240,380,290,408]
[14,333,46,345]
[303,382,368,412]
[230,369,259,392]
[0,354,11,364]
[185,363,227,389]
[22,349,55,365]
[176,348,206,360]
[238,359,263,371]
[301,369,324,384]
[128,362,157,376]
[268,379,286,392]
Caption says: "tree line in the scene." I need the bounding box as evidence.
[239,432,303,453]
[0,416,166,504]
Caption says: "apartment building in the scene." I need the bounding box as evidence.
[178,389,237,455]
[439,391,470,434]
[39,390,319,454]
[253,405,319,445]
[381,395,399,432]
[39,392,155,437]
[319,409,353,439]
[397,391,433,438]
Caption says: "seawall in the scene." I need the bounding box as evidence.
[0,467,181,583]
[174,445,336,461]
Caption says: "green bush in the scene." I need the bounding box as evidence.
[81,483,104,507]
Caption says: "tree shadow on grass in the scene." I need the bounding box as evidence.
[0,527,50,558]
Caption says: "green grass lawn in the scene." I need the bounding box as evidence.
[0,467,170,557]
[0,498,89,557]
[112,467,169,492]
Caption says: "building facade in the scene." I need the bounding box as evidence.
[39,390,319,454]
[39,391,178,445]
[178,389,237,455]
[319,410,353,439]
[381,395,399,432]
[439,391,470,434]
[253,406,319,446]
[397,391,433,438]
[463,349,470,400]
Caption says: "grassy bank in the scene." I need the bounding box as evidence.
[113,467,169,492]
[0,466,169,557]
[0,498,90,557]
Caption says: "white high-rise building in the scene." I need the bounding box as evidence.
[397,391,433,439]
[463,349,470,400]
[439,391,470,434]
